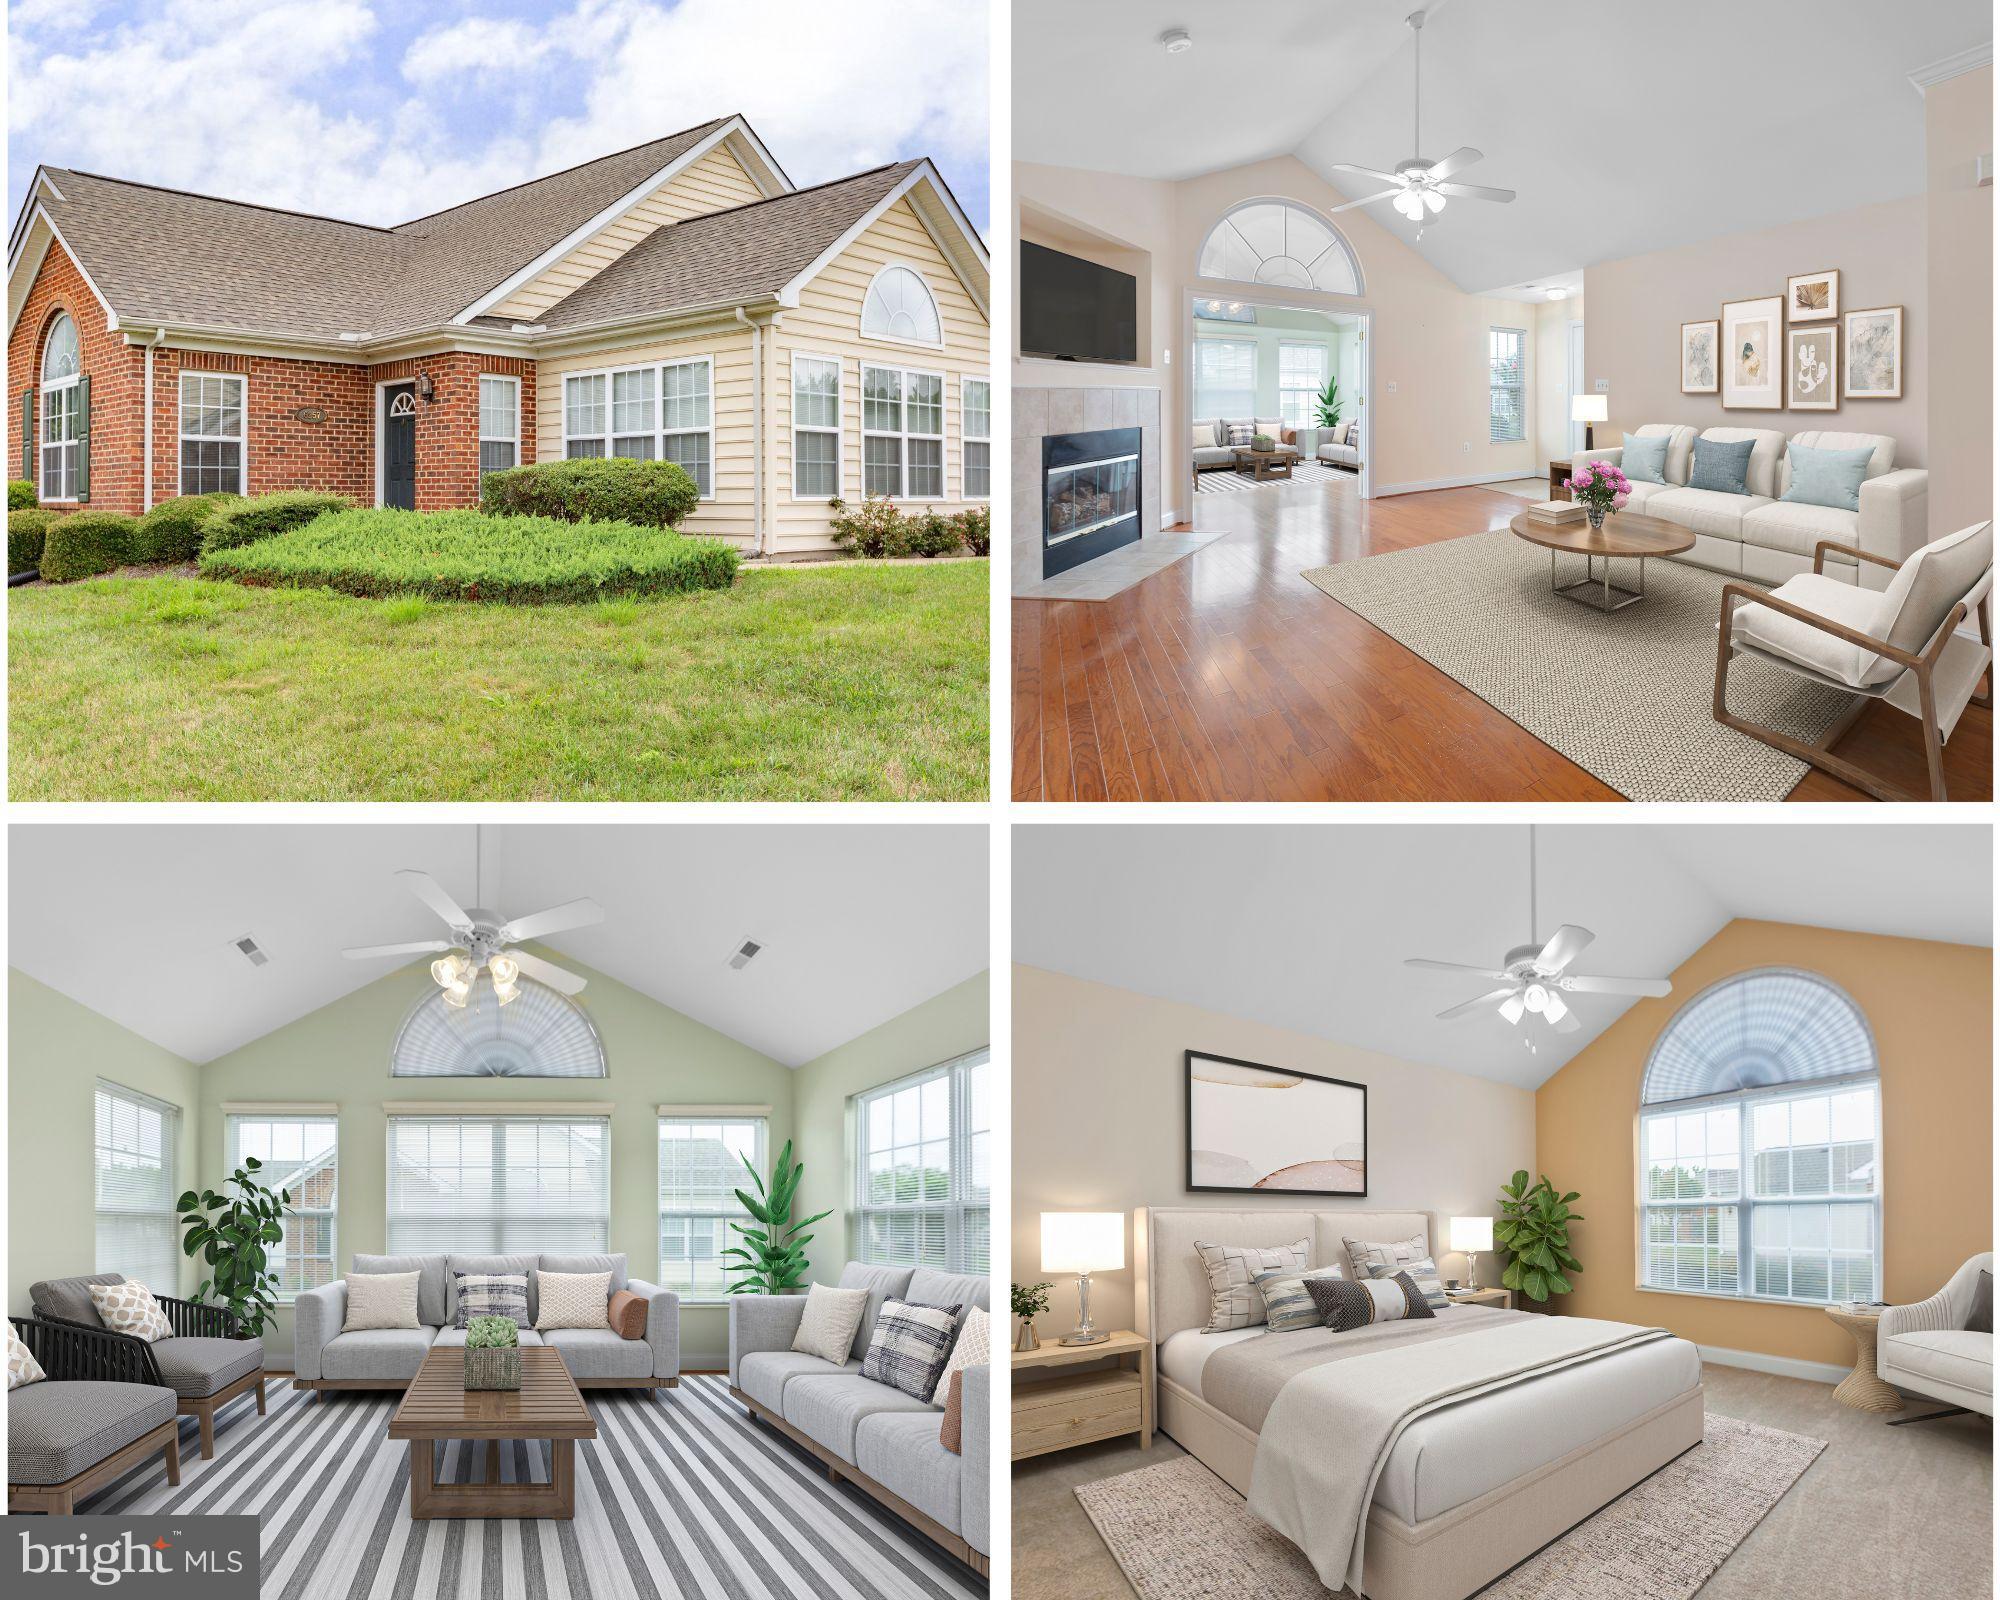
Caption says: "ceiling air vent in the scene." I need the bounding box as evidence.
[232,935,270,968]
[727,939,763,971]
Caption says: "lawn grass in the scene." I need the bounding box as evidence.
[9,561,987,800]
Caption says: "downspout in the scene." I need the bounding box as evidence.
[737,307,765,556]
[142,327,166,511]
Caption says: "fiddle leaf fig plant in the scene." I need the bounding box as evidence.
[176,1156,290,1337]
[1496,1170,1583,1305]
[723,1139,833,1295]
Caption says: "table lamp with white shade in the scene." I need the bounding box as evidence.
[1042,1212,1124,1346]
[1571,394,1608,450]
[1450,1216,1495,1292]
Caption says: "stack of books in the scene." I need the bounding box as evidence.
[1528,500,1585,525]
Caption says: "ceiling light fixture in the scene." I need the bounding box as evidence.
[1546,287,1567,300]
[1160,28,1193,54]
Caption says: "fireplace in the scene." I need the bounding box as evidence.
[1042,426,1142,578]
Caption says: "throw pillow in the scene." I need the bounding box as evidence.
[452,1272,529,1330]
[88,1280,174,1343]
[7,1323,46,1390]
[1307,1271,1435,1332]
[1225,421,1256,448]
[342,1269,421,1332]
[1967,1271,1993,1334]
[607,1289,648,1340]
[1782,442,1876,512]
[1195,1238,1310,1332]
[1344,420,1358,446]
[533,1270,613,1332]
[939,1369,965,1454]
[1253,1264,1345,1332]
[1620,432,1671,484]
[1689,436,1756,495]
[932,1306,991,1409]
[862,1298,963,1402]
[792,1283,870,1364]
[1364,1255,1449,1311]
[1342,1231,1427,1279]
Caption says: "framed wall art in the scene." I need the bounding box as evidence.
[1786,268,1839,322]
[1185,1050,1367,1196]
[1721,295,1785,410]
[1786,323,1839,411]
[1681,319,1719,394]
[1844,305,1904,399]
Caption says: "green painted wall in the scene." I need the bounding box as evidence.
[8,970,203,1316]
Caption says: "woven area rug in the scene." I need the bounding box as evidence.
[1301,531,1855,801]
[1199,461,1358,493]
[1075,1414,1824,1600]
[80,1375,984,1600]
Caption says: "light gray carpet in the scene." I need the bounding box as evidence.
[1198,461,1359,493]
[1075,1415,1823,1600]
[78,1375,983,1600]
[1301,531,1855,802]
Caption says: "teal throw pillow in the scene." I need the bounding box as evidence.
[1689,437,1755,496]
[1781,443,1876,513]
[1620,433,1670,484]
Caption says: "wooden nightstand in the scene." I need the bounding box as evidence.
[1445,1288,1514,1310]
[1012,1329,1153,1461]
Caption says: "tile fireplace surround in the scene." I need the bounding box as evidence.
[1013,385,1163,593]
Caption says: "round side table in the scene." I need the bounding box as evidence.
[1826,1307,1902,1414]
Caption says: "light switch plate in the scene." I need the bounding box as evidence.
[1386,379,1399,394]
[1594,378,1609,392]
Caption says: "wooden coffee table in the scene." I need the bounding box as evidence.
[1509,509,1694,613]
[387,1346,597,1519]
[1233,447,1295,481]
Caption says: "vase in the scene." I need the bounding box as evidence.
[1585,505,1608,531]
[464,1345,521,1390]
[1015,1319,1040,1353]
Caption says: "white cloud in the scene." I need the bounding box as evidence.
[401,17,553,85]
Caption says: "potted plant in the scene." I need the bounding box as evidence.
[723,1139,832,1295]
[1565,460,1630,532]
[1496,1170,1583,1307]
[1011,1281,1052,1352]
[463,1314,521,1390]
[1298,377,1343,455]
[176,1155,291,1342]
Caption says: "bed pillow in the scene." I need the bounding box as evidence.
[1307,1271,1435,1332]
[1344,1233,1449,1309]
[1195,1238,1309,1332]
[1253,1264,1345,1332]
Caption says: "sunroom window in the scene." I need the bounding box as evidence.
[563,359,712,495]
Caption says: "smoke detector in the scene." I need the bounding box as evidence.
[1160,28,1193,54]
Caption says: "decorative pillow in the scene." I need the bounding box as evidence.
[939,1369,965,1454]
[452,1272,530,1329]
[1196,1239,1310,1332]
[1343,1231,1428,1280]
[7,1323,45,1390]
[88,1280,174,1343]
[792,1283,870,1364]
[1365,1255,1449,1311]
[342,1269,421,1332]
[1782,443,1875,512]
[1689,436,1755,495]
[1967,1271,1993,1335]
[932,1306,990,1408]
[1345,420,1359,446]
[862,1298,963,1401]
[1224,421,1256,447]
[533,1270,612,1332]
[1193,422,1218,449]
[607,1289,648,1340]
[1253,1264,1346,1332]
[1620,432,1671,485]
[1307,1271,1435,1332]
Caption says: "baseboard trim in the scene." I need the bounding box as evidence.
[1373,469,1537,497]
[1695,1342,1847,1386]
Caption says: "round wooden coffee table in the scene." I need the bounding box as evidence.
[1825,1307,1902,1415]
[1509,509,1695,613]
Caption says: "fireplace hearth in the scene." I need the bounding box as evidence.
[1043,426,1143,578]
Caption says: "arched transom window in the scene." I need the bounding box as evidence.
[39,312,81,501]
[862,264,942,345]
[1639,969,1879,1307]
[1198,199,1362,297]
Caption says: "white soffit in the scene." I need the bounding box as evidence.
[1014,824,1991,1091]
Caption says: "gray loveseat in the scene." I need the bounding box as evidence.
[8,1317,183,1513]
[730,1263,990,1574]
[293,1251,678,1394]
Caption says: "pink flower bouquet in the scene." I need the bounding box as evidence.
[1566,459,1630,527]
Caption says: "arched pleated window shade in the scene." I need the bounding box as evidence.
[390,978,606,1078]
[1641,968,1874,1107]
[1197,199,1363,297]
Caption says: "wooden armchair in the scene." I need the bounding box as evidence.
[1714,521,1993,801]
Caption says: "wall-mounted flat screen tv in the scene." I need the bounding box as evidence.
[1021,241,1138,364]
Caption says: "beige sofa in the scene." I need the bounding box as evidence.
[1878,1253,1993,1423]
[1571,425,1929,589]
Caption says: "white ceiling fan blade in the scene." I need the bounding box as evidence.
[1329,188,1404,214]
[1327,161,1403,184]
[397,869,475,934]
[1425,145,1483,181]
[1406,957,1513,979]
[1551,1009,1582,1034]
[1560,974,1672,997]
[499,896,605,943]
[1437,987,1516,1021]
[1535,924,1594,974]
[1433,180,1515,203]
[508,948,588,996]
[342,939,451,960]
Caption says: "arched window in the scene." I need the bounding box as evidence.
[39,312,81,501]
[1197,199,1362,297]
[1638,969,1879,1306]
[861,264,942,345]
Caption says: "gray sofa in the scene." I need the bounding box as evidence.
[1194,418,1298,474]
[730,1262,990,1574]
[1316,420,1361,471]
[8,1317,182,1513]
[293,1251,678,1393]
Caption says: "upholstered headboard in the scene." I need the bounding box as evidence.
[1135,1206,1435,1344]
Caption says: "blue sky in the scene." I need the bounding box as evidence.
[8,0,989,235]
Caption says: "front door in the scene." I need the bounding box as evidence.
[383,384,417,509]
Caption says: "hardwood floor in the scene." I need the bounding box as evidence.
[1011,477,1993,803]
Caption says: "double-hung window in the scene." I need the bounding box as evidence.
[658,1112,767,1300]
[1489,327,1526,443]
[386,1114,610,1255]
[39,312,81,501]
[792,355,842,499]
[1194,338,1256,420]
[225,1111,337,1297]
[95,1081,179,1294]
[861,365,945,499]
[1278,342,1329,430]
[962,378,991,499]
[563,359,712,495]
[854,1049,990,1274]
[564,374,607,458]
[178,372,247,496]
[478,375,519,480]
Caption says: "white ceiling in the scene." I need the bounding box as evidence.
[10,825,989,1067]
[1014,824,1991,1090]
[1014,0,1992,295]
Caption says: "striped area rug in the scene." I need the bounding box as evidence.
[79,1375,985,1600]
[1196,461,1357,493]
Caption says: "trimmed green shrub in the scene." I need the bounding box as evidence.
[9,479,36,510]
[905,510,964,559]
[480,457,699,529]
[133,492,244,564]
[9,508,56,574]
[40,511,137,583]
[201,507,739,602]
[200,491,351,554]
[827,496,912,559]
[952,505,990,557]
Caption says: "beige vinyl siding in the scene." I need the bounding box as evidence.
[494,145,768,322]
[769,196,990,555]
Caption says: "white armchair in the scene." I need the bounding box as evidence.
[1878,1253,1992,1424]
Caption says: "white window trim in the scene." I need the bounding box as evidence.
[384,1112,612,1257]
[177,369,249,498]
[1489,326,1527,445]
[94,1079,180,1295]
[657,1112,768,1305]
[224,1111,336,1303]
[1277,341,1330,432]
[858,259,947,352]
[39,312,81,504]
[860,362,948,502]
[961,374,991,501]
[1196,197,1367,299]
[560,356,715,500]
[789,350,844,503]
[477,372,520,481]
[852,1047,990,1275]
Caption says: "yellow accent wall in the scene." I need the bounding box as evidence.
[1534,919,1991,1369]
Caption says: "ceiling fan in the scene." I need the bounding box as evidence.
[1403,828,1670,1033]
[343,833,602,1005]
[1326,9,1515,236]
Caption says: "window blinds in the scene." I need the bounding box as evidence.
[854,1050,990,1275]
[1194,340,1257,420]
[386,1115,609,1256]
[1489,328,1526,443]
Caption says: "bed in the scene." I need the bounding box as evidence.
[1135,1207,1704,1600]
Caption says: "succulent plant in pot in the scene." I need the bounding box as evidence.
[463,1314,521,1390]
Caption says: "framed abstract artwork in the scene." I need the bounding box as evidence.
[1786,268,1839,322]
[1681,320,1719,394]
[1721,296,1785,410]
[1844,305,1904,399]
[1786,324,1839,411]
[1185,1050,1367,1196]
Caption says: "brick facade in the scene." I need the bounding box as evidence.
[7,239,143,509]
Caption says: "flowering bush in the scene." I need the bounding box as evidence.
[1567,459,1630,519]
